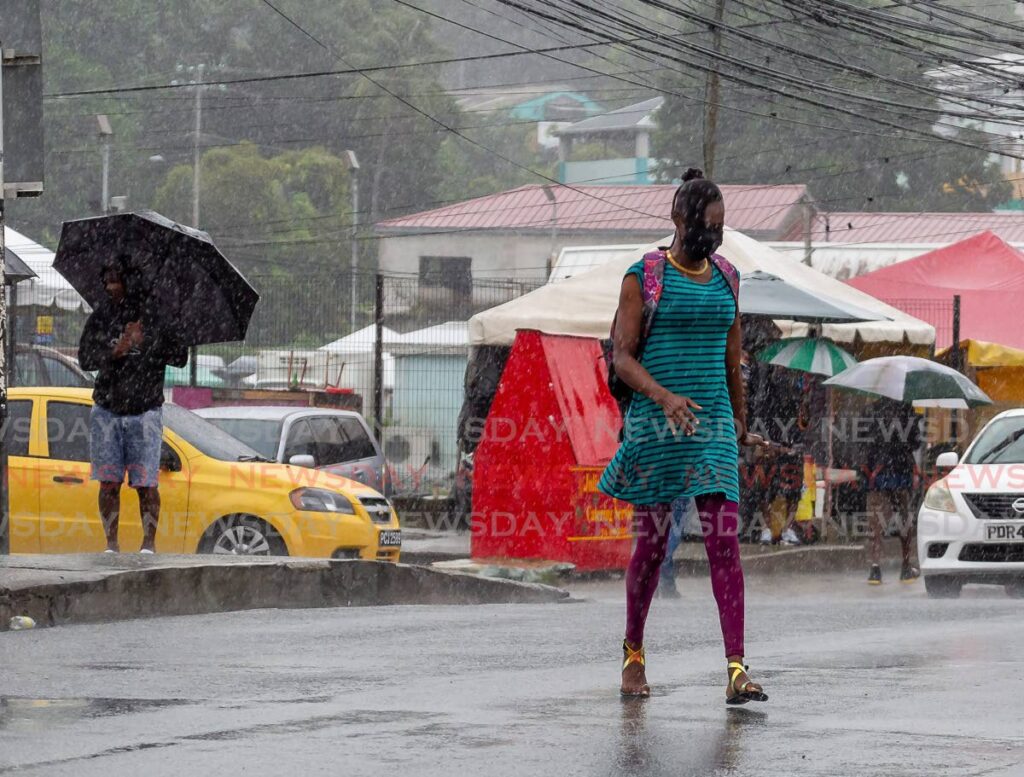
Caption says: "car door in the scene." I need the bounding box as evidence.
[4,398,41,552]
[37,400,105,553]
[37,400,191,553]
[309,415,384,493]
[282,418,318,465]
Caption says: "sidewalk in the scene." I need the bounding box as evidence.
[400,528,876,576]
[0,553,569,631]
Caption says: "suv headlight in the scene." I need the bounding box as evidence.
[923,480,956,513]
[290,488,356,514]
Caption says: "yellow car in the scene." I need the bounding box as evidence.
[5,388,401,560]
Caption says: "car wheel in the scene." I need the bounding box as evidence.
[1005,581,1024,599]
[924,575,963,599]
[201,516,288,557]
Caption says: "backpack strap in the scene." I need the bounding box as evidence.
[640,250,666,340]
[710,252,740,308]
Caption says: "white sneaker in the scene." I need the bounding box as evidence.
[139,549,155,555]
[103,549,116,554]
[759,528,772,545]
[781,528,801,546]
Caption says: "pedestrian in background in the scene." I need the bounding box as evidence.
[599,169,769,705]
[79,255,187,553]
[865,398,923,584]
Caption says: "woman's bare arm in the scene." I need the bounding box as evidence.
[613,274,700,433]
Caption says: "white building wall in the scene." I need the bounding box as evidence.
[378,231,667,282]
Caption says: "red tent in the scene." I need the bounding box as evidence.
[471,331,634,571]
[846,231,1024,350]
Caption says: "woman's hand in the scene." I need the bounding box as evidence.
[741,432,771,448]
[657,392,702,435]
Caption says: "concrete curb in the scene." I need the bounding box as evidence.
[674,545,869,576]
[0,557,570,631]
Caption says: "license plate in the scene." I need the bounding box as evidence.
[986,524,1024,541]
[378,530,402,547]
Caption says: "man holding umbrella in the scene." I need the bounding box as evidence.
[79,254,187,553]
[55,210,260,553]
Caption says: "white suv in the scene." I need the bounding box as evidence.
[918,409,1024,599]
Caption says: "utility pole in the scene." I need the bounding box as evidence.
[0,1,45,555]
[97,114,112,215]
[188,63,205,386]
[346,150,360,331]
[542,184,558,278]
[0,40,8,555]
[192,63,204,231]
[702,0,727,179]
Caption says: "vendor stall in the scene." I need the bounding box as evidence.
[471,331,633,571]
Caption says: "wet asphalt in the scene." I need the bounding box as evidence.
[1,573,1023,777]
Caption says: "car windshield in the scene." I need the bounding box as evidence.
[203,418,283,461]
[965,417,1024,465]
[162,404,267,462]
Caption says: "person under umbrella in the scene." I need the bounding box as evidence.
[864,398,923,585]
[79,254,187,553]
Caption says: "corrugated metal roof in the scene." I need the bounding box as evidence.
[784,211,1024,245]
[376,184,808,237]
[557,97,663,136]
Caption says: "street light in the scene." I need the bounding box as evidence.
[96,114,113,215]
[344,150,360,331]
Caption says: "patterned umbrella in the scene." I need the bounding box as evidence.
[757,337,857,377]
[823,356,992,407]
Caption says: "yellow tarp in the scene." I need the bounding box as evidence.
[936,339,1024,368]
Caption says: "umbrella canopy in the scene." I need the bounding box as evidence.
[741,271,886,323]
[54,211,259,347]
[823,356,992,408]
[758,337,857,377]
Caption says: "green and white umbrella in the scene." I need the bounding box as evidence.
[757,337,857,377]
[823,356,992,408]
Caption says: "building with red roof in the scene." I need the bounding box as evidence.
[375,183,811,293]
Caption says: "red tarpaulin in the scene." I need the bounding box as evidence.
[846,231,1024,350]
[471,331,634,571]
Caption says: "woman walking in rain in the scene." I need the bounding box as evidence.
[599,169,769,704]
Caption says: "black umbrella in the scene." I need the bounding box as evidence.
[53,210,259,347]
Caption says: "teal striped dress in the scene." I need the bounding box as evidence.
[598,260,740,505]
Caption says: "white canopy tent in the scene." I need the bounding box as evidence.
[469,228,934,347]
[4,227,85,310]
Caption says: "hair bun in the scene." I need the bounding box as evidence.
[681,167,705,182]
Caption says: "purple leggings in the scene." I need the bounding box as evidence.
[624,494,744,657]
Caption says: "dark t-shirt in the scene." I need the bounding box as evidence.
[79,300,188,416]
[865,400,921,476]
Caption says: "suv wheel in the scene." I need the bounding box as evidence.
[924,575,963,599]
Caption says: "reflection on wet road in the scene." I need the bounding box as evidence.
[1,574,1023,776]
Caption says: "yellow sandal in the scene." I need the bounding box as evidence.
[726,660,768,705]
[621,640,650,698]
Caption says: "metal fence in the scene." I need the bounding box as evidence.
[8,267,541,498]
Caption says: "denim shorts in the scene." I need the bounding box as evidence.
[90,405,163,488]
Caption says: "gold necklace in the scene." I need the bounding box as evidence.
[665,248,708,276]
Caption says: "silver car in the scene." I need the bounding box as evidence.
[195,406,391,496]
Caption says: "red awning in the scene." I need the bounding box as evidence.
[846,231,1024,350]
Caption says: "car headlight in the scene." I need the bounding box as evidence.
[290,488,356,514]
[923,480,957,513]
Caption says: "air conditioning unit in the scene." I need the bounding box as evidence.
[380,425,444,495]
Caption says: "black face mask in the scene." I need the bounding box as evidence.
[682,225,723,261]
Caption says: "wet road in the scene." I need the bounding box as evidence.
[2,574,1023,776]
